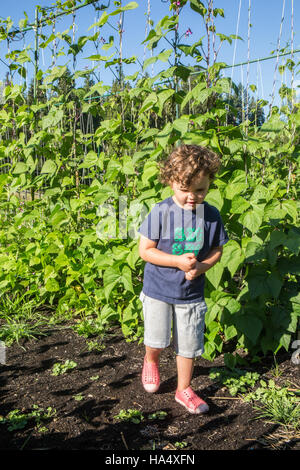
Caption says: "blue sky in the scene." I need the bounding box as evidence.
[0,0,299,106]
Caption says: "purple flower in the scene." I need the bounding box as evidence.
[185,28,192,37]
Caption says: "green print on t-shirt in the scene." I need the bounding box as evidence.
[172,226,203,255]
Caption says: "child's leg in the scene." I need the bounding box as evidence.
[145,345,163,364]
[173,301,209,413]
[176,355,194,392]
[140,293,172,392]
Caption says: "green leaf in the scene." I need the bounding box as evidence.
[143,56,158,70]
[40,160,57,175]
[265,271,283,298]
[85,52,115,61]
[250,184,270,202]
[103,267,121,301]
[247,268,283,299]
[235,314,263,345]
[224,353,237,369]
[12,162,28,174]
[110,1,138,15]
[204,189,223,211]
[269,230,287,249]
[157,89,175,115]
[158,49,173,62]
[239,206,263,234]
[205,303,220,325]
[264,200,287,221]
[190,0,207,16]
[224,183,247,200]
[42,107,64,129]
[224,325,238,341]
[221,240,243,277]
[285,228,300,255]
[78,151,98,169]
[88,11,108,29]
[122,155,135,175]
[203,341,217,360]
[45,278,60,292]
[141,162,159,185]
[277,256,300,275]
[121,265,134,293]
[103,263,134,301]
[140,92,158,113]
[281,200,298,224]
[278,332,291,351]
[230,196,251,214]
[172,116,189,135]
[155,122,172,149]
[205,262,224,289]
[50,210,68,228]
[102,36,114,51]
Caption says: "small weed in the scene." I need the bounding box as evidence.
[0,405,56,432]
[0,293,47,347]
[175,441,188,449]
[90,375,99,381]
[37,425,48,433]
[270,356,283,379]
[86,340,105,352]
[73,393,84,401]
[148,411,168,421]
[114,409,144,424]
[0,317,47,348]
[0,409,29,431]
[209,367,260,396]
[72,317,105,339]
[51,360,77,376]
[244,379,300,429]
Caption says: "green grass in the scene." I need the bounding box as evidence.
[0,292,49,347]
[244,379,300,430]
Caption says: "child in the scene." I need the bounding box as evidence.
[137,144,229,414]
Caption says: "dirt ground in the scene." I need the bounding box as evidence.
[0,326,299,452]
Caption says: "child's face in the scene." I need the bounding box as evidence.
[170,171,211,210]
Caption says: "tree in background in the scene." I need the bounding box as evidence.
[223,82,265,127]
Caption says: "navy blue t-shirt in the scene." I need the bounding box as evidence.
[138,196,229,304]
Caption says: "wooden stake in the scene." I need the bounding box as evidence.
[121,432,129,450]
[208,396,242,400]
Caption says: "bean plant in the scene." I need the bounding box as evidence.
[0,0,299,360]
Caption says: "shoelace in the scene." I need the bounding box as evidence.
[182,389,201,408]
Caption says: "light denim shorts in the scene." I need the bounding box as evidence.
[139,291,207,359]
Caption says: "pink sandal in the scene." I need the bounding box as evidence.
[142,356,160,393]
[175,386,209,414]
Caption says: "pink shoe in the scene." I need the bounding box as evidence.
[175,386,209,414]
[142,356,160,393]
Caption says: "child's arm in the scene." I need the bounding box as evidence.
[139,235,197,272]
[185,246,223,280]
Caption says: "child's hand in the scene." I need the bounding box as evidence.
[175,253,197,272]
[185,261,206,280]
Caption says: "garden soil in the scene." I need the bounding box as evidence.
[0,326,299,452]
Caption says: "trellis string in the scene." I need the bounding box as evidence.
[270,0,286,115]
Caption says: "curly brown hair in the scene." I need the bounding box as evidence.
[158,144,221,188]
